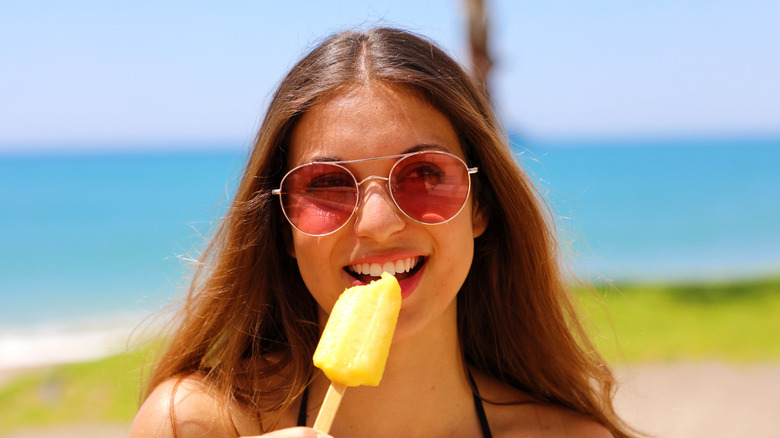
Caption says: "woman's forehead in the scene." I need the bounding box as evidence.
[286,83,464,166]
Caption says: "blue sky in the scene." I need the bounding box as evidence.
[2,0,779,153]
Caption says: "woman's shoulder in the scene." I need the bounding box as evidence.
[490,402,613,438]
[472,370,613,438]
[128,373,259,437]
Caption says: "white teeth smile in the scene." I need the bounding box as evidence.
[348,257,421,277]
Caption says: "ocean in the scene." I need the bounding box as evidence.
[1,137,779,368]
[516,136,780,282]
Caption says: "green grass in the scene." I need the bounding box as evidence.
[579,275,780,363]
[1,276,779,432]
[0,346,151,432]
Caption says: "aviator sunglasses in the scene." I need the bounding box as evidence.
[273,150,478,236]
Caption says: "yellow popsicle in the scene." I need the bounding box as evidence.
[313,272,402,387]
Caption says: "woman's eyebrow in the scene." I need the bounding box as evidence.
[305,143,449,164]
[310,155,342,163]
[402,143,448,154]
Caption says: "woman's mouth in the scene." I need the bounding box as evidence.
[345,256,425,284]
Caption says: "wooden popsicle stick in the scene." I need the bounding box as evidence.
[312,381,347,433]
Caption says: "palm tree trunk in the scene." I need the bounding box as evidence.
[464,0,493,94]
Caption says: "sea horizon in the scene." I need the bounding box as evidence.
[1,135,778,369]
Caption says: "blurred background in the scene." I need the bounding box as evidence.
[1,1,779,436]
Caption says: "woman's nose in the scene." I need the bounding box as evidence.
[352,181,406,241]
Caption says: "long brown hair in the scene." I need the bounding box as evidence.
[143,27,634,436]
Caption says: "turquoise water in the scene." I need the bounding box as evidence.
[1,138,779,329]
[0,151,246,328]
[517,136,780,281]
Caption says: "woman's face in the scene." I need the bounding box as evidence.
[286,83,486,343]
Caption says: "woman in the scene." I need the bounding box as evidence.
[130,27,635,437]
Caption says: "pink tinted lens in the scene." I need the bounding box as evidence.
[280,163,358,235]
[391,153,470,224]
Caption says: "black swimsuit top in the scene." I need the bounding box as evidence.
[296,371,493,437]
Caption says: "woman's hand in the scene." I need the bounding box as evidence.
[241,427,333,438]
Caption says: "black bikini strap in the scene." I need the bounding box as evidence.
[468,370,494,438]
[297,385,309,426]
[298,374,493,437]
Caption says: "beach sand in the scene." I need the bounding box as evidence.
[0,424,129,438]
[2,361,779,437]
[614,362,780,437]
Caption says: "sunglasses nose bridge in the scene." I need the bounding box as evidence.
[354,175,393,207]
[355,174,389,186]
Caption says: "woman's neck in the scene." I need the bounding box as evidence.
[307,301,482,437]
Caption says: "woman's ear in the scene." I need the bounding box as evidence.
[472,203,488,238]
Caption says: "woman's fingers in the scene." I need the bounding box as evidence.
[241,426,333,438]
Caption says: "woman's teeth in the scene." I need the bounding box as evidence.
[349,257,420,277]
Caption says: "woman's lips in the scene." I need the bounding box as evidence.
[396,263,424,299]
[347,256,423,279]
[344,257,426,299]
